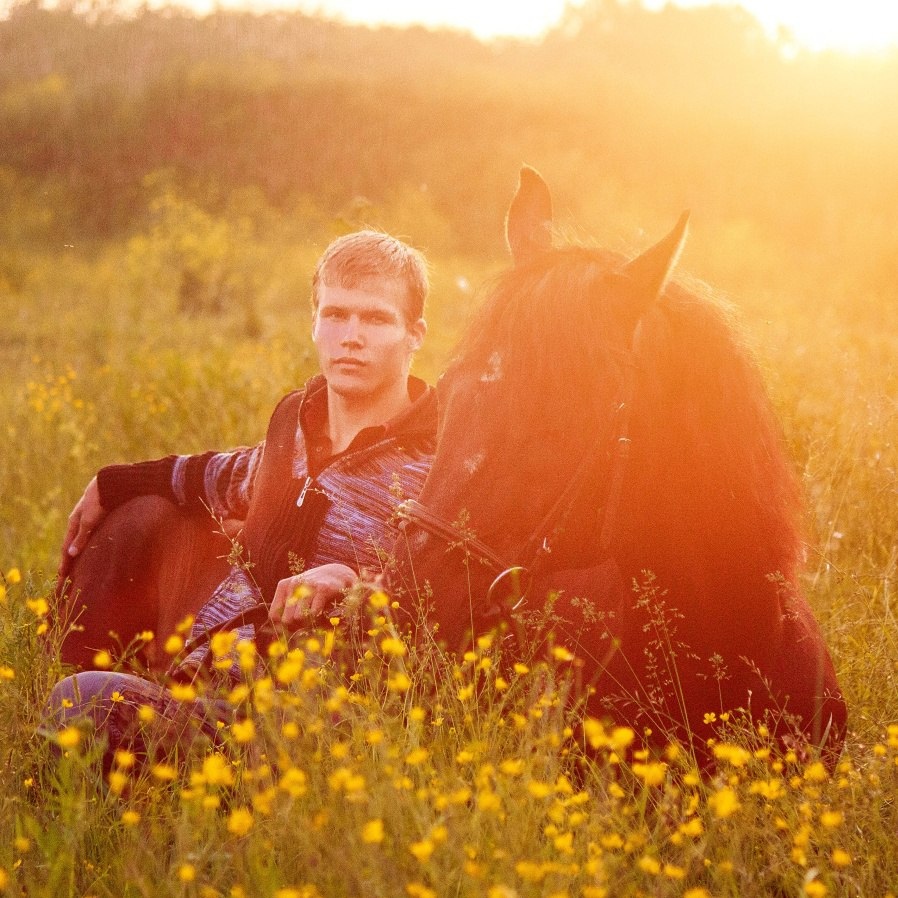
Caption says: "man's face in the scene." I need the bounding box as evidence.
[312,280,426,405]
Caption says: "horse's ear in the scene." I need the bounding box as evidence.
[624,211,690,304]
[506,165,553,266]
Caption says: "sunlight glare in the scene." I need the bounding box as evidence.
[85,0,898,54]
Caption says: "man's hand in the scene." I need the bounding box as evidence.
[59,476,106,579]
[269,563,357,631]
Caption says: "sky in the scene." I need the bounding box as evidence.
[209,0,898,54]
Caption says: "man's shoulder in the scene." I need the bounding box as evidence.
[269,376,326,416]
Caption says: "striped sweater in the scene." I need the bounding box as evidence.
[97,375,437,677]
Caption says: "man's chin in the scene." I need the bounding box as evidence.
[327,378,373,400]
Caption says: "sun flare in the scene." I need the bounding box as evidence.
[272,0,898,54]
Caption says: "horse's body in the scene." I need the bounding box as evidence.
[394,167,846,762]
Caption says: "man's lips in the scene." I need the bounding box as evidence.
[332,357,366,367]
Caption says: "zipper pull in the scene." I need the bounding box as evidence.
[296,476,313,507]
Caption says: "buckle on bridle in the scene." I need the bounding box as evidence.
[486,565,529,614]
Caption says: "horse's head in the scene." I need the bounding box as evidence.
[397,167,801,654]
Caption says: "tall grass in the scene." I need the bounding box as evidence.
[3,213,898,896]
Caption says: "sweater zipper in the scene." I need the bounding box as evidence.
[296,475,315,507]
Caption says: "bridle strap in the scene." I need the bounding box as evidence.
[395,498,512,572]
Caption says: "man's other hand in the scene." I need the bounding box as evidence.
[59,476,106,579]
[269,563,357,631]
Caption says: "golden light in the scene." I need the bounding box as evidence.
[289,0,898,54]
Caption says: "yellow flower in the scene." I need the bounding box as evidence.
[406,884,436,898]
[164,634,184,655]
[26,597,49,617]
[230,718,256,744]
[831,848,851,867]
[637,855,660,875]
[210,630,237,658]
[201,753,235,787]
[170,683,197,702]
[683,890,711,898]
[282,721,300,740]
[713,743,752,767]
[279,767,308,798]
[500,759,525,776]
[708,786,741,818]
[820,810,843,828]
[609,726,635,752]
[369,590,390,609]
[632,761,667,787]
[406,748,429,766]
[513,663,529,675]
[227,807,254,837]
[409,839,434,863]
[0,584,6,604]
[388,672,411,692]
[14,837,30,853]
[178,864,196,882]
[0,666,14,680]
[804,881,827,897]
[151,763,177,782]
[803,761,828,783]
[108,770,128,796]
[57,726,81,749]
[121,810,141,827]
[6,567,21,584]
[138,704,155,723]
[114,749,136,769]
[0,867,9,890]
[457,684,475,701]
[380,636,407,657]
[362,819,385,844]
[551,645,574,662]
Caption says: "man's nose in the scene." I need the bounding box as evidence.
[340,316,363,345]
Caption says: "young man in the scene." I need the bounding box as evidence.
[55,229,436,669]
[43,230,436,763]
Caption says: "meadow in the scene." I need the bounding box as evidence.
[2,1,898,895]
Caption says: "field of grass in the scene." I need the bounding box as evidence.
[1,199,897,897]
[2,2,898,889]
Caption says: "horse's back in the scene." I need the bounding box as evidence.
[57,496,234,670]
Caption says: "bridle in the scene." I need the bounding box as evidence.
[396,321,644,631]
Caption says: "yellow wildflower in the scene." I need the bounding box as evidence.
[121,810,140,827]
[362,819,385,844]
[230,718,256,744]
[226,807,254,837]
[708,786,741,818]
[164,634,184,654]
[178,864,196,882]
[632,761,667,786]
[57,727,81,749]
[170,683,197,702]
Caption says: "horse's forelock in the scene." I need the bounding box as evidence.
[447,247,635,428]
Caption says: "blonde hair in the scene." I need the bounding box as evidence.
[312,230,429,322]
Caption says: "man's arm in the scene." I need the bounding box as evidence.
[60,444,263,569]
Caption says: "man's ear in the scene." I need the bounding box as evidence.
[407,318,427,352]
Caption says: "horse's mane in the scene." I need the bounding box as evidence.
[447,243,804,598]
